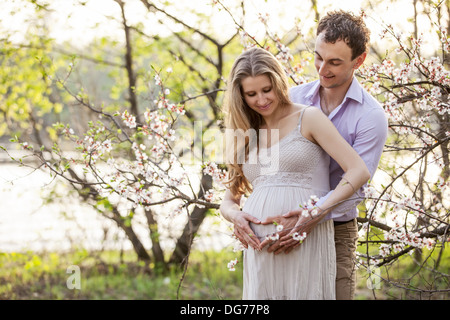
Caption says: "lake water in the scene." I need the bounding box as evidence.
[1,147,443,255]
[0,151,233,254]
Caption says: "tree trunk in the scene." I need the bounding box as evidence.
[169,174,213,265]
[111,207,151,262]
[117,0,140,123]
[145,208,166,268]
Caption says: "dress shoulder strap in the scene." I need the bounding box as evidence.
[297,106,312,130]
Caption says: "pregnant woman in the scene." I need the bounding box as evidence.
[220,47,369,300]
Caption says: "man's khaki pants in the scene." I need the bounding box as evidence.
[334,219,359,300]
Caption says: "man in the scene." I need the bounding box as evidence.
[262,10,388,300]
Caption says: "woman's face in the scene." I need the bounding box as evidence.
[241,74,279,119]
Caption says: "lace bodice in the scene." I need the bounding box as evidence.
[242,108,330,192]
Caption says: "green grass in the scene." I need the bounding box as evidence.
[0,247,448,300]
[355,246,450,300]
[0,249,244,300]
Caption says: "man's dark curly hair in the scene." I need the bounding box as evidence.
[317,10,370,60]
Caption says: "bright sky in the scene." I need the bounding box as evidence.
[0,0,423,44]
[0,0,441,58]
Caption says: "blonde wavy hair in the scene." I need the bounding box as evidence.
[222,47,292,196]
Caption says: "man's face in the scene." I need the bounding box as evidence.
[314,32,365,90]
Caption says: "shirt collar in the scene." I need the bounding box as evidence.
[345,77,363,105]
[305,80,321,103]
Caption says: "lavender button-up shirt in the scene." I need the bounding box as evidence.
[290,77,388,222]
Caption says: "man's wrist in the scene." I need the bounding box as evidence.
[230,209,243,223]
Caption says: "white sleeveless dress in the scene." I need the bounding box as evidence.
[241,107,336,300]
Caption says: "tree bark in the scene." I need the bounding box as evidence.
[144,208,166,267]
[116,0,140,123]
[110,207,151,262]
[169,174,213,266]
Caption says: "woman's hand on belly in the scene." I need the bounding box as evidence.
[232,212,262,250]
